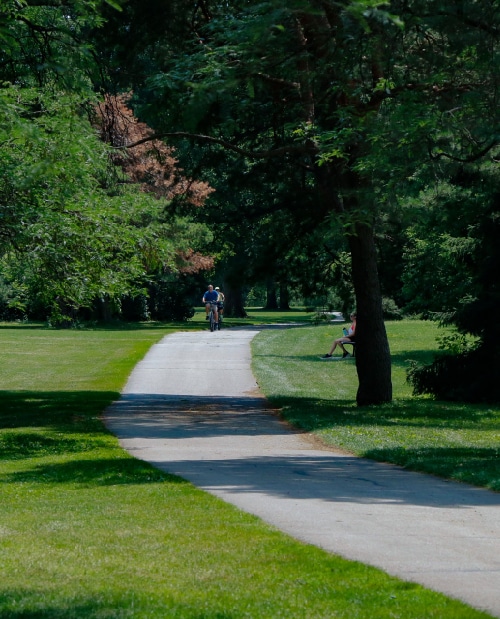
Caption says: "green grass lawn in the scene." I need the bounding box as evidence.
[0,320,495,618]
[251,319,500,492]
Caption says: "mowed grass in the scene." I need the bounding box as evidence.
[251,320,500,492]
[0,321,494,618]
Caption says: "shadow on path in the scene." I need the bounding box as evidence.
[105,393,500,510]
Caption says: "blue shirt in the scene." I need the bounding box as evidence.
[203,290,219,303]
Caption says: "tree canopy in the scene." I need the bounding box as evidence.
[0,0,214,324]
[94,0,499,404]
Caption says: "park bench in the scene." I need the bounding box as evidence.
[343,339,356,357]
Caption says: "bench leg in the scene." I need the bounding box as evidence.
[343,343,356,357]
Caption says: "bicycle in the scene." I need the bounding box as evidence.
[217,301,223,330]
[207,302,219,332]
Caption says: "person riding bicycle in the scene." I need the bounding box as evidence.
[215,286,225,321]
[202,284,219,323]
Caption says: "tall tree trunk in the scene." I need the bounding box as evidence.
[265,279,278,309]
[224,283,247,318]
[349,221,392,405]
[279,281,290,310]
[316,160,392,405]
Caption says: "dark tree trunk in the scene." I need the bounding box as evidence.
[265,279,278,309]
[279,281,290,310]
[349,221,392,405]
[316,160,392,405]
[224,283,247,318]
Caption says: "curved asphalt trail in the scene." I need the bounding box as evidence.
[105,328,500,617]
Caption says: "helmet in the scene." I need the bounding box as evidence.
[215,287,220,290]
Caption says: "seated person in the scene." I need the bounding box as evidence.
[321,312,356,358]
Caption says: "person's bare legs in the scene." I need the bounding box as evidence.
[323,338,349,358]
[206,303,218,323]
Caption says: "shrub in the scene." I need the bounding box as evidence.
[407,347,500,403]
[381,296,403,320]
[147,278,195,322]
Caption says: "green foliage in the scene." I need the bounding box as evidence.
[401,164,500,402]
[407,349,500,404]
[0,0,214,326]
[0,87,211,325]
[381,296,403,320]
[400,179,491,317]
[146,274,196,322]
[0,0,105,90]
[436,330,477,356]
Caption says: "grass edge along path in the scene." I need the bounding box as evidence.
[251,319,500,493]
[0,322,493,618]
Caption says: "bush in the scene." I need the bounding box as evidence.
[381,297,403,320]
[121,294,150,321]
[407,347,500,403]
[147,278,195,322]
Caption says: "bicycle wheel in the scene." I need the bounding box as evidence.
[209,310,215,332]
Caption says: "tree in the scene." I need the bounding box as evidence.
[101,0,396,403]
[405,162,500,402]
[0,87,215,323]
[0,0,110,89]
[94,0,499,403]
[0,0,215,324]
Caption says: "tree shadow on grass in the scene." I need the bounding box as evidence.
[254,348,436,365]
[0,593,225,619]
[0,390,120,431]
[274,395,499,432]
[361,446,500,491]
[0,391,186,487]
[0,455,185,486]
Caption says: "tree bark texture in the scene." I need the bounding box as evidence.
[316,162,392,405]
[349,222,392,405]
[224,284,247,318]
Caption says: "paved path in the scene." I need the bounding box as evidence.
[105,329,500,617]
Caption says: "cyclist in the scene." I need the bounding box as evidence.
[215,286,225,322]
[202,284,219,324]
